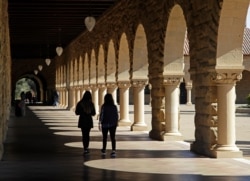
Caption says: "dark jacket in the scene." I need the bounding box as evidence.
[99,104,119,128]
[75,101,96,129]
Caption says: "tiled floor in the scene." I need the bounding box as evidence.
[0,104,249,180]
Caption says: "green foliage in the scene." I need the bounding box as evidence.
[15,78,36,99]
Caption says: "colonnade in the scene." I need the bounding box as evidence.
[56,80,150,131]
[56,68,193,139]
[52,0,247,158]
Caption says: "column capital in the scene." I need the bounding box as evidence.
[106,82,117,89]
[163,76,182,85]
[185,81,192,89]
[83,84,90,90]
[90,84,98,91]
[117,81,131,89]
[98,83,106,89]
[132,79,148,88]
[211,72,242,84]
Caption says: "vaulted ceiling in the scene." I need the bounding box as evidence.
[8,0,117,59]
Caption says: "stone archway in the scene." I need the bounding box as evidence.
[161,4,186,141]
[52,0,249,158]
[117,33,131,126]
[14,74,44,104]
[131,24,148,131]
[211,0,248,158]
[106,39,118,105]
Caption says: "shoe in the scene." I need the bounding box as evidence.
[83,149,89,155]
[110,151,116,157]
[101,149,106,156]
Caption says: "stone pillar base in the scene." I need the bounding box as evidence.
[131,123,148,131]
[118,119,132,126]
[69,106,75,111]
[211,144,243,158]
[62,105,68,109]
[149,130,164,141]
[211,150,243,158]
[163,132,183,141]
[190,141,212,157]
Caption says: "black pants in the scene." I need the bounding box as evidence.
[102,126,117,151]
[81,127,91,150]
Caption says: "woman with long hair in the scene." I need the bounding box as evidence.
[99,93,119,157]
[75,91,96,155]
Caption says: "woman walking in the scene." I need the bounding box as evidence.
[99,93,119,157]
[75,91,96,155]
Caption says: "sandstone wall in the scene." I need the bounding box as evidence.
[0,0,11,160]
[4,0,246,158]
[55,0,222,148]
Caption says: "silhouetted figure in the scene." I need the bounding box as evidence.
[99,93,119,157]
[75,91,96,155]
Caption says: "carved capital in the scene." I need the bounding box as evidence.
[212,72,242,84]
[83,84,90,90]
[185,81,192,88]
[90,84,98,91]
[132,79,147,88]
[98,83,106,89]
[106,82,117,89]
[163,76,182,85]
[117,81,131,89]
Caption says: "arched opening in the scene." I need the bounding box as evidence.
[14,78,38,104]
[236,70,250,104]
[179,81,187,104]
[13,75,44,105]
[12,72,50,106]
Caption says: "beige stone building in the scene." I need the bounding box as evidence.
[183,27,250,105]
[1,0,250,160]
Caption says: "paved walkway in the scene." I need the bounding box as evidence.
[0,104,249,180]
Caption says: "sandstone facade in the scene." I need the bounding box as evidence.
[1,0,250,159]
[0,0,11,160]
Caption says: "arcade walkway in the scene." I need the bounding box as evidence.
[0,105,249,180]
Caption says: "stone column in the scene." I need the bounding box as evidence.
[186,81,192,105]
[68,87,75,110]
[72,87,77,110]
[107,82,117,105]
[212,72,242,158]
[58,89,62,106]
[98,84,107,112]
[75,87,81,104]
[91,85,99,119]
[80,87,85,98]
[163,77,182,141]
[117,81,131,126]
[65,88,69,109]
[131,79,147,131]
[60,88,65,108]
